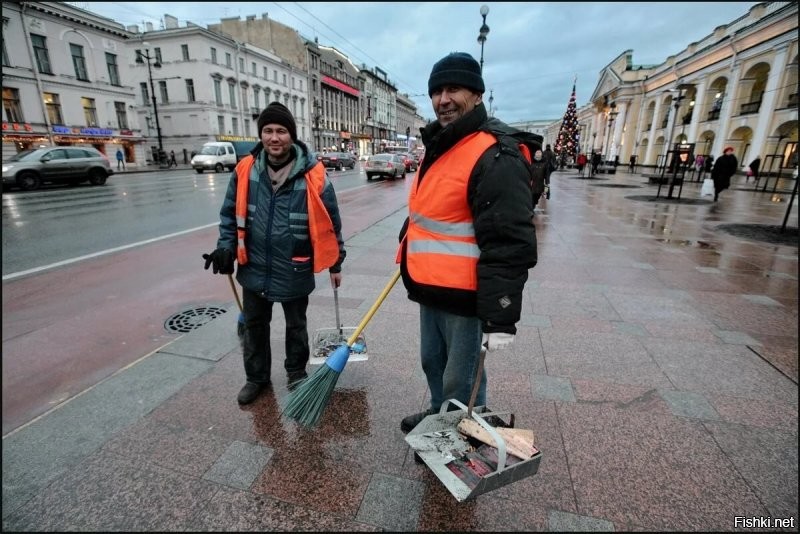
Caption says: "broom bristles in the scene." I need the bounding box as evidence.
[282,363,342,427]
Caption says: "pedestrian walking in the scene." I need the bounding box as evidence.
[747,156,761,183]
[591,150,602,176]
[116,148,125,170]
[530,149,549,208]
[202,101,346,405]
[629,154,637,173]
[168,150,178,168]
[397,52,538,433]
[711,146,738,202]
[576,152,588,177]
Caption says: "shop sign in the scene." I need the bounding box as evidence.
[52,126,113,136]
[2,122,34,132]
[120,129,134,136]
[340,131,351,139]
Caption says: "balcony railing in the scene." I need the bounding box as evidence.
[740,101,761,115]
[707,109,720,121]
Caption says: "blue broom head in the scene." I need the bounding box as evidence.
[324,344,350,373]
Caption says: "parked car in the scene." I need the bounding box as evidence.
[401,153,418,172]
[319,151,356,170]
[2,146,113,191]
[365,153,406,181]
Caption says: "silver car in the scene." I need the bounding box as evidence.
[365,153,406,181]
[2,146,113,191]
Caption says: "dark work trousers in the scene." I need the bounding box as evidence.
[241,289,309,384]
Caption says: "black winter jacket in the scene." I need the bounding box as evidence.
[217,141,345,301]
[399,103,538,334]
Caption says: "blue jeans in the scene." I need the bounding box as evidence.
[419,304,485,411]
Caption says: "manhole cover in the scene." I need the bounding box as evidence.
[625,194,713,205]
[590,184,642,188]
[716,224,799,246]
[164,306,228,333]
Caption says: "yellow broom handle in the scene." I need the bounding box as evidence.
[346,269,401,346]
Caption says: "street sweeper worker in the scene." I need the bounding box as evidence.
[397,52,538,433]
[203,101,346,405]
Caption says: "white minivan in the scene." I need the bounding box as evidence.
[191,142,237,173]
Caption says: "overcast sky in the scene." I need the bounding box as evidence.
[80,1,758,123]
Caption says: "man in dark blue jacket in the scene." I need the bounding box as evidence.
[204,102,346,404]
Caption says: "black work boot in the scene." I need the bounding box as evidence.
[401,408,436,433]
[287,370,308,391]
[237,381,269,405]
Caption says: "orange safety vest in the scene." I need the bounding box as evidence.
[404,131,497,290]
[234,155,340,273]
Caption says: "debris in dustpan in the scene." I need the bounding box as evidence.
[309,327,367,365]
[406,402,543,501]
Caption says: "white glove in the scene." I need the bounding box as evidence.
[482,333,515,352]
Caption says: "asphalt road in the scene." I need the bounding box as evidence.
[1,164,412,435]
[2,164,385,278]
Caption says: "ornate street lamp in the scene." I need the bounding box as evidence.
[477,5,490,74]
[135,44,163,156]
[488,90,494,116]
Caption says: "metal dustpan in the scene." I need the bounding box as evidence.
[405,350,542,502]
[310,287,367,365]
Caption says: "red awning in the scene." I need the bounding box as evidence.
[322,76,359,97]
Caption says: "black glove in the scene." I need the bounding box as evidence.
[202,248,235,274]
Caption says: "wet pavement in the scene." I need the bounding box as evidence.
[3,168,797,531]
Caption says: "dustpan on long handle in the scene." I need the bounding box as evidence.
[405,348,543,501]
[310,286,367,365]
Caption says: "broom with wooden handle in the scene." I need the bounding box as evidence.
[227,274,245,348]
[283,269,401,427]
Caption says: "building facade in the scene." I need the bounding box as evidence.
[2,1,142,162]
[360,66,398,156]
[546,1,798,172]
[127,17,311,164]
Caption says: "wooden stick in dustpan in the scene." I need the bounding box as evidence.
[457,347,537,461]
[283,269,401,427]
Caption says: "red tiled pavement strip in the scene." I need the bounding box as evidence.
[3,169,797,531]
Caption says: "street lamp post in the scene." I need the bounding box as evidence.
[488,90,494,116]
[135,46,163,160]
[477,5,490,74]
[663,85,687,198]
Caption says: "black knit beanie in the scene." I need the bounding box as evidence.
[257,101,297,140]
[428,52,485,97]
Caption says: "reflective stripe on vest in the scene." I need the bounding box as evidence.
[234,155,339,273]
[405,131,497,290]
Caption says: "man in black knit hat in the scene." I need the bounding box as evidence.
[397,52,538,432]
[203,101,346,404]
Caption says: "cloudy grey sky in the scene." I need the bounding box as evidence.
[81,1,757,122]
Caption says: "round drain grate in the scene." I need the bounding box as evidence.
[164,306,229,333]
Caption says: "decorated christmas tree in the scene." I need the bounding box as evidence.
[554,78,580,166]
